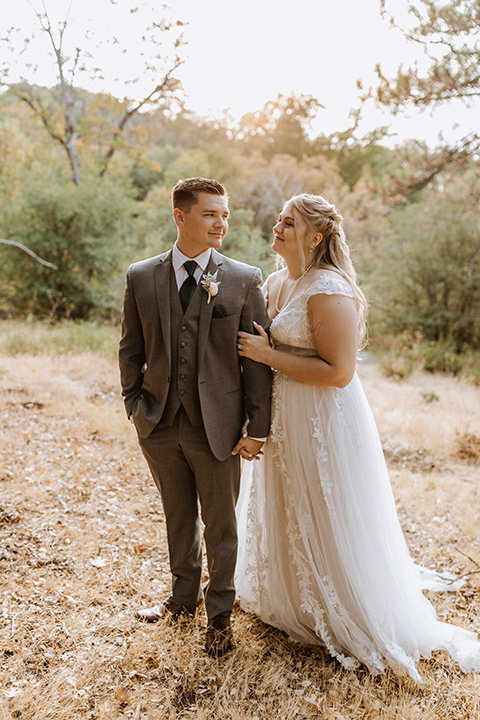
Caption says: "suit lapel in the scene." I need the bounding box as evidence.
[197,251,225,367]
[154,251,173,367]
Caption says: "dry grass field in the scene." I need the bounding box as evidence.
[1,323,480,719]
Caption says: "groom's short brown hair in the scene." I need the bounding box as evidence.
[172,177,227,212]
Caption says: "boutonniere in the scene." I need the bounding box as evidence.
[201,271,221,304]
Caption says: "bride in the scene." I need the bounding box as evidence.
[232,193,480,682]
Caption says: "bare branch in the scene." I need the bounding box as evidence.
[373,0,480,110]
[384,132,478,196]
[99,62,183,177]
[0,239,58,269]
[4,84,66,146]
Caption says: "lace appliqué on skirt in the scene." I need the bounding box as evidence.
[235,274,480,681]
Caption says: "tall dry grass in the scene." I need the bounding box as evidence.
[0,330,479,719]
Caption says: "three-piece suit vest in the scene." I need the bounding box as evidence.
[161,265,203,426]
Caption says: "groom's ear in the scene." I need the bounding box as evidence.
[173,207,184,226]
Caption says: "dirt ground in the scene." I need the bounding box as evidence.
[0,352,479,719]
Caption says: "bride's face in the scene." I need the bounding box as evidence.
[272,204,303,263]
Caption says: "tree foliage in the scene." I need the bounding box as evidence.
[1,171,135,319]
[314,118,393,190]
[375,0,480,109]
[2,67,480,377]
[360,0,480,193]
[370,166,480,355]
[236,94,323,160]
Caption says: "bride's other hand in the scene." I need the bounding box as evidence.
[237,322,272,365]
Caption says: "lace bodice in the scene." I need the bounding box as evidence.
[270,274,355,351]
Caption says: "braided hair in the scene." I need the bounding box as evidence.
[285,193,367,346]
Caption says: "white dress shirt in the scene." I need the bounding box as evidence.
[172,243,212,290]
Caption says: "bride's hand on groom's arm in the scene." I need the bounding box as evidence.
[237,322,272,365]
[231,436,264,461]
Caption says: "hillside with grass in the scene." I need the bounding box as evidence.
[0,322,479,719]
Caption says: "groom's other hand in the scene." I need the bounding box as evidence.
[232,436,264,461]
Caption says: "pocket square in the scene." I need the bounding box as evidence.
[212,305,225,319]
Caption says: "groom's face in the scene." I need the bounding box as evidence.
[174,192,230,258]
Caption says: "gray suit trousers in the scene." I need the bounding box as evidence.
[138,407,241,620]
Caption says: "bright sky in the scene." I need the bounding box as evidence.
[2,0,478,146]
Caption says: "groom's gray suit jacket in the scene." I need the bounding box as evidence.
[119,248,272,461]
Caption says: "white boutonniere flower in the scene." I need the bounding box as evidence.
[201,271,221,304]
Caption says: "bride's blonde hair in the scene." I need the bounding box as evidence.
[285,193,367,346]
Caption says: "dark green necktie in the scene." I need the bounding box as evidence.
[179,260,197,312]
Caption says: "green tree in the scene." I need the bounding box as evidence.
[314,121,393,190]
[221,208,273,277]
[370,166,480,356]
[236,94,323,160]
[0,169,135,319]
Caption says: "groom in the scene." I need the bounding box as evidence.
[119,177,272,656]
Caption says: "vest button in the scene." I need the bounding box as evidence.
[179,390,185,396]
[181,325,187,331]
[180,374,186,380]
[180,341,186,348]
[180,358,186,364]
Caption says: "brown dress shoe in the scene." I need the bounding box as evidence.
[135,598,199,622]
[205,615,235,657]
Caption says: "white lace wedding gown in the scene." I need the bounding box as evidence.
[236,274,480,682]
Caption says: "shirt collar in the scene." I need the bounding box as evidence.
[172,243,212,273]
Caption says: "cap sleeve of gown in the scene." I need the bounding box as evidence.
[304,274,355,300]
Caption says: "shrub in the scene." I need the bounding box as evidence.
[379,353,415,380]
[420,341,465,375]
[0,171,135,320]
[455,431,480,465]
[369,172,480,356]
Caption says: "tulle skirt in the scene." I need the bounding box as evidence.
[235,372,480,681]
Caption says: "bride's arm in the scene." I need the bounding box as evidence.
[237,293,358,388]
